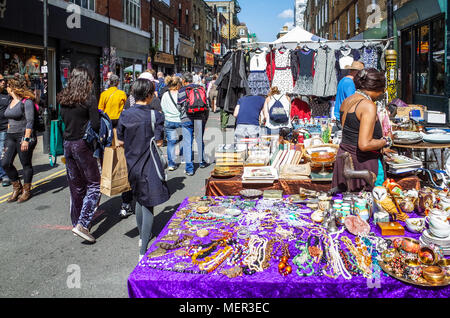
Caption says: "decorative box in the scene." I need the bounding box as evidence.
[378,221,405,236]
[263,190,283,200]
[373,211,390,225]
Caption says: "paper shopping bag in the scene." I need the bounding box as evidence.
[100,145,131,196]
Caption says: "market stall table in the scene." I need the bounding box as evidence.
[127,197,449,298]
[393,142,450,171]
[205,175,421,197]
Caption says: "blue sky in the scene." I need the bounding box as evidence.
[236,0,295,42]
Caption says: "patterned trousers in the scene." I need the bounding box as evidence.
[64,139,101,229]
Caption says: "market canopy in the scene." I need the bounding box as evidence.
[272,26,326,45]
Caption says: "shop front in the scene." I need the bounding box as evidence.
[177,37,195,73]
[0,0,107,105]
[110,26,150,93]
[153,52,175,75]
[396,0,448,117]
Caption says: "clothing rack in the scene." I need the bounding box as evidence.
[242,38,392,51]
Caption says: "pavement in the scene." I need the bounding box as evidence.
[0,111,236,298]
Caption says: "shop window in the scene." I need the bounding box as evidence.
[415,24,429,94]
[69,0,95,11]
[431,18,445,95]
[123,0,141,29]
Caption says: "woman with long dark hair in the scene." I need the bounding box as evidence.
[2,75,37,203]
[116,78,170,261]
[57,66,100,243]
[332,68,390,192]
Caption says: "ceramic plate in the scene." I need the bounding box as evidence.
[422,133,450,144]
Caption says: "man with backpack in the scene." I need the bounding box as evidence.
[177,72,208,176]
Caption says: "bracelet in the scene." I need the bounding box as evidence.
[382,136,392,148]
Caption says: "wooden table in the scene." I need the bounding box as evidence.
[393,141,450,170]
[205,175,421,197]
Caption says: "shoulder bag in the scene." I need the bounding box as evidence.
[150,110,168,181]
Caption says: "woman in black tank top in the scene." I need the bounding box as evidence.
[332,68,390,193]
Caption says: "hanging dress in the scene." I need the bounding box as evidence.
[271,49,294,95]
[335,47,361,81]
[248,52,270,96]
[360,46,379,70]
[292,49,315,96]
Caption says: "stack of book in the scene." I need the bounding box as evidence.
[242,166,278,184]
[386,155,422,175]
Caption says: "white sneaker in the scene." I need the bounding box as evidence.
[72,224,96,243]
[139,254,144,262]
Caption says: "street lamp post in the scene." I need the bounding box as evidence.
[386,0,397,103]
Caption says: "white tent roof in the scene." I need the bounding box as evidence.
[272,26,324,44]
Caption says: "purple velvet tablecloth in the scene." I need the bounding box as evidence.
[127,197,450,298]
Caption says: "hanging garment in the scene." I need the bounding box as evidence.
[271,49,294,95]
[216,50,250,113]
[248,52,270,96]
[312,47,337,97]
[290,98,311,120]
[335,48,361,81]
[265,50,276,84]
[360,46,379,70]
[291,49,315,96]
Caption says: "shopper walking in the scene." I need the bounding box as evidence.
[0,74,12,187]
[263,86,292,135]
[98,74,127,126]
[57,66,101,243]
[116,78,170,261]
[161,75,182,171]
[98,74,135,218]
[178,72,208,176]
[207,75,218,113]
[2,75,37,203]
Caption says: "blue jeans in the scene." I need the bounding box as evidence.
[0,131,7,179]
[164,121,182,168]
[181,120,205,174]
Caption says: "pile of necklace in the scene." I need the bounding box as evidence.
[139,196,390,281]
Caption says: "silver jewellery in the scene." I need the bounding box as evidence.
[356,89,372,102]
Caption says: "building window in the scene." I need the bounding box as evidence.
[123,0,141,29]
[166,25,170,53]
[69,0,95,11]
[431,18,445,95]
[152,18,156,46]
[239,28,245,36]
[413,16,445,96]
[347,10,350,35]
[355,2,358,30]
[158,21,164,50]
[416,24,430,94]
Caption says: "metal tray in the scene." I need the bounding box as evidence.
[379,261,450,287]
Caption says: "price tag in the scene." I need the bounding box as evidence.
[41,65,48,74]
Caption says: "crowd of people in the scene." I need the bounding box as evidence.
[68,68,222,257]
[0,61,391,260]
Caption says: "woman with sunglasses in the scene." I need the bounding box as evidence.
[1,75,37,203]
